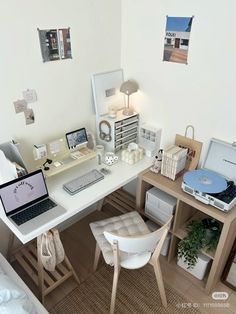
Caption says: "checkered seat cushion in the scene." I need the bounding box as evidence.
[89,211,150,265]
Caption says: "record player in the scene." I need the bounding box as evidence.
[182,138,236,212]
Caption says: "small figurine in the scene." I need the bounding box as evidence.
[150,149,163,173]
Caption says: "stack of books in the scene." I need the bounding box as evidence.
[161,145,188,180]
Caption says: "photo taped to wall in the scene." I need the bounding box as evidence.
[163,16,193,64]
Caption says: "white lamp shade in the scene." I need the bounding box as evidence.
[120,80,139,96]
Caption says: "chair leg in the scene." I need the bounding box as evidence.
[110,266,120,314]
[153,260,167,308]
[93,243,101,272]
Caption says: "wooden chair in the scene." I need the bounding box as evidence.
[90,211,172,314]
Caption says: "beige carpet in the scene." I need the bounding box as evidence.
[50,264,201,314]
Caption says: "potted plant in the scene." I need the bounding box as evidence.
[177,218,221,269]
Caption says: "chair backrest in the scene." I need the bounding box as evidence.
[104,216,172,255]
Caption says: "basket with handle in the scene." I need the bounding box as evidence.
[175,125,202,170]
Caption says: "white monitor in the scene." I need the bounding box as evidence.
[65,128,88,150]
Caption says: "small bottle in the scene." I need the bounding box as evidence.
[139,148,144,160]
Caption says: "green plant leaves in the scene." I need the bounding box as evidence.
[177,219,220,269]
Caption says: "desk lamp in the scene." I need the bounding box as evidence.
[43,158,52,171]
[120,80,139,116]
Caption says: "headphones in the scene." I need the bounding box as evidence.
[99,120,112,142]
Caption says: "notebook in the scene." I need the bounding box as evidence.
[0,169,66,235]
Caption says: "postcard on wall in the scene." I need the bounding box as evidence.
[24,108,35,125]
[163,16,193,64]
[14,99,27,113]
[38,28,72,62]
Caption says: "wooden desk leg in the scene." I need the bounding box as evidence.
[96,198,104,211]
[64,255,80,284]
[37,235,45,304]
[7,231,15,262]
[36,231,80,304]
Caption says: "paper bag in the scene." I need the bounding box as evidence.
[175,125,202,170]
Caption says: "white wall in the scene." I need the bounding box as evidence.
[121,0,236,159]
[0,0,121,254]
[0,0,121,167]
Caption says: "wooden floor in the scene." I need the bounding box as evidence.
[12,205,236,314]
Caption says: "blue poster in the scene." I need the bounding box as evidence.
[163,16,193,64]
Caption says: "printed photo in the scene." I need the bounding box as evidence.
[163,16,193,64]
[24,108,35,125]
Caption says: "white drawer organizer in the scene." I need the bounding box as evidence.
[139,123,162,157]
[97,110,139,152]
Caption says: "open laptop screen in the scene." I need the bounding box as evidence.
[0,170,48,216]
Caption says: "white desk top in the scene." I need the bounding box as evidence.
[0,156,152,244]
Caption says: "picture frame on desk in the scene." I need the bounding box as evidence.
[91,69,124,117]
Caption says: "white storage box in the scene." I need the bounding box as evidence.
[145,203,171,224]
[145,187,176,222]
[146,220,171,256]
[177,253,211,280]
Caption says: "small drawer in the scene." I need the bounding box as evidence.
[122,129,138,138]
[115,127,122,134]
[115,121,122,128]
[122,134,137,144]
[122,122,138,131]
[123,116,137,124]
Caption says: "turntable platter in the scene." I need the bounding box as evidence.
[183,169,227,193]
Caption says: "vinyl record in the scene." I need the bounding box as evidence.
[183,169,227,193]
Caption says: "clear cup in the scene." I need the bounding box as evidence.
[96,145,104,165]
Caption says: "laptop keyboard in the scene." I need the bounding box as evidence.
[11,198,57,226]
[63,169,104,195]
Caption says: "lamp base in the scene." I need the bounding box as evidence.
[122,107,134,116]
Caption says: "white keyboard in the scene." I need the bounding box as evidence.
[63,169,104,195]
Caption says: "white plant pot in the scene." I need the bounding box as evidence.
[177,253,211,280]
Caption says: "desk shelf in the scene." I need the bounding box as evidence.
[136,170,236,293]
[34,148,97,178]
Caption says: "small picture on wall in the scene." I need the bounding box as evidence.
[24,108,35,125]
[38,28,72,62]
[163,16,193,64]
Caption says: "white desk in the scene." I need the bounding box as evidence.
[0,156,152,244]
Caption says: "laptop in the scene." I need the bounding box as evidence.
[0,169,66,235]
